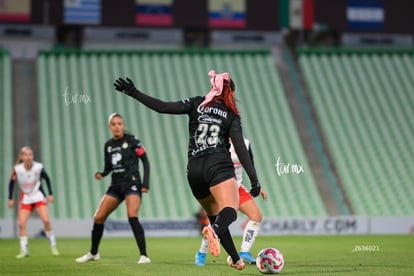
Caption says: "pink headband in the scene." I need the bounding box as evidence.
[199,70,230,108]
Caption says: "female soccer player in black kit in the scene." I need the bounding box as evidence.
[114,70,262,270]
[76,113,151,264]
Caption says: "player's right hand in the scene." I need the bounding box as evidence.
[95,172,103,180]
[114,77,137,97]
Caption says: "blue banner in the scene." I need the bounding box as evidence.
[64,0,101,25]
[347,0,384,30]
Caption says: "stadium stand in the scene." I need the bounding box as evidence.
[298,48,414,216]
[280,47,352,216]
[36,49,328,220]
[0,50,13,220]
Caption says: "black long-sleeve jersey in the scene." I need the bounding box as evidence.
[126,90,258,185]
[99,133,150,188]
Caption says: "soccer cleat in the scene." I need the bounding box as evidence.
[75,252,100,263]
[202,225,220,257]
[16,251,29,259]
[195,251,206,266]
[137,255,151,264]
[51,246,60,256]
[239,251,256,264]
[227,256,246,270]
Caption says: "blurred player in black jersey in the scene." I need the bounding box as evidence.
[76,113,151,264]
[114,70,263,270]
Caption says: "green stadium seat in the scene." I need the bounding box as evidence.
[37,49,327,220]
[299,49,414,216]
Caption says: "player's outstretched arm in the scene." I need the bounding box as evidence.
[114,77,185,114]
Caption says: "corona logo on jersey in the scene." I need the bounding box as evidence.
[197,105,228,119]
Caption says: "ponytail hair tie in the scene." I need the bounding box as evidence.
[199,69,230,108]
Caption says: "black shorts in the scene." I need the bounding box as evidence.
[187,152,235,199]
[106,180,142,201]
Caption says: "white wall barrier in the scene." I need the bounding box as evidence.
[1,216,413,238]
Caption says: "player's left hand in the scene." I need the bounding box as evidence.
[250,181,261,197]
[141,187,149,193]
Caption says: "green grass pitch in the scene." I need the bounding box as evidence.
[0,235,413,275]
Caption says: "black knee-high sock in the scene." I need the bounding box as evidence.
[211,207,237,236]
[128,217,147,256]
[208,210,239,263]
[219,229,240,264]
[208,215,217,226]
[90,223,104,255]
